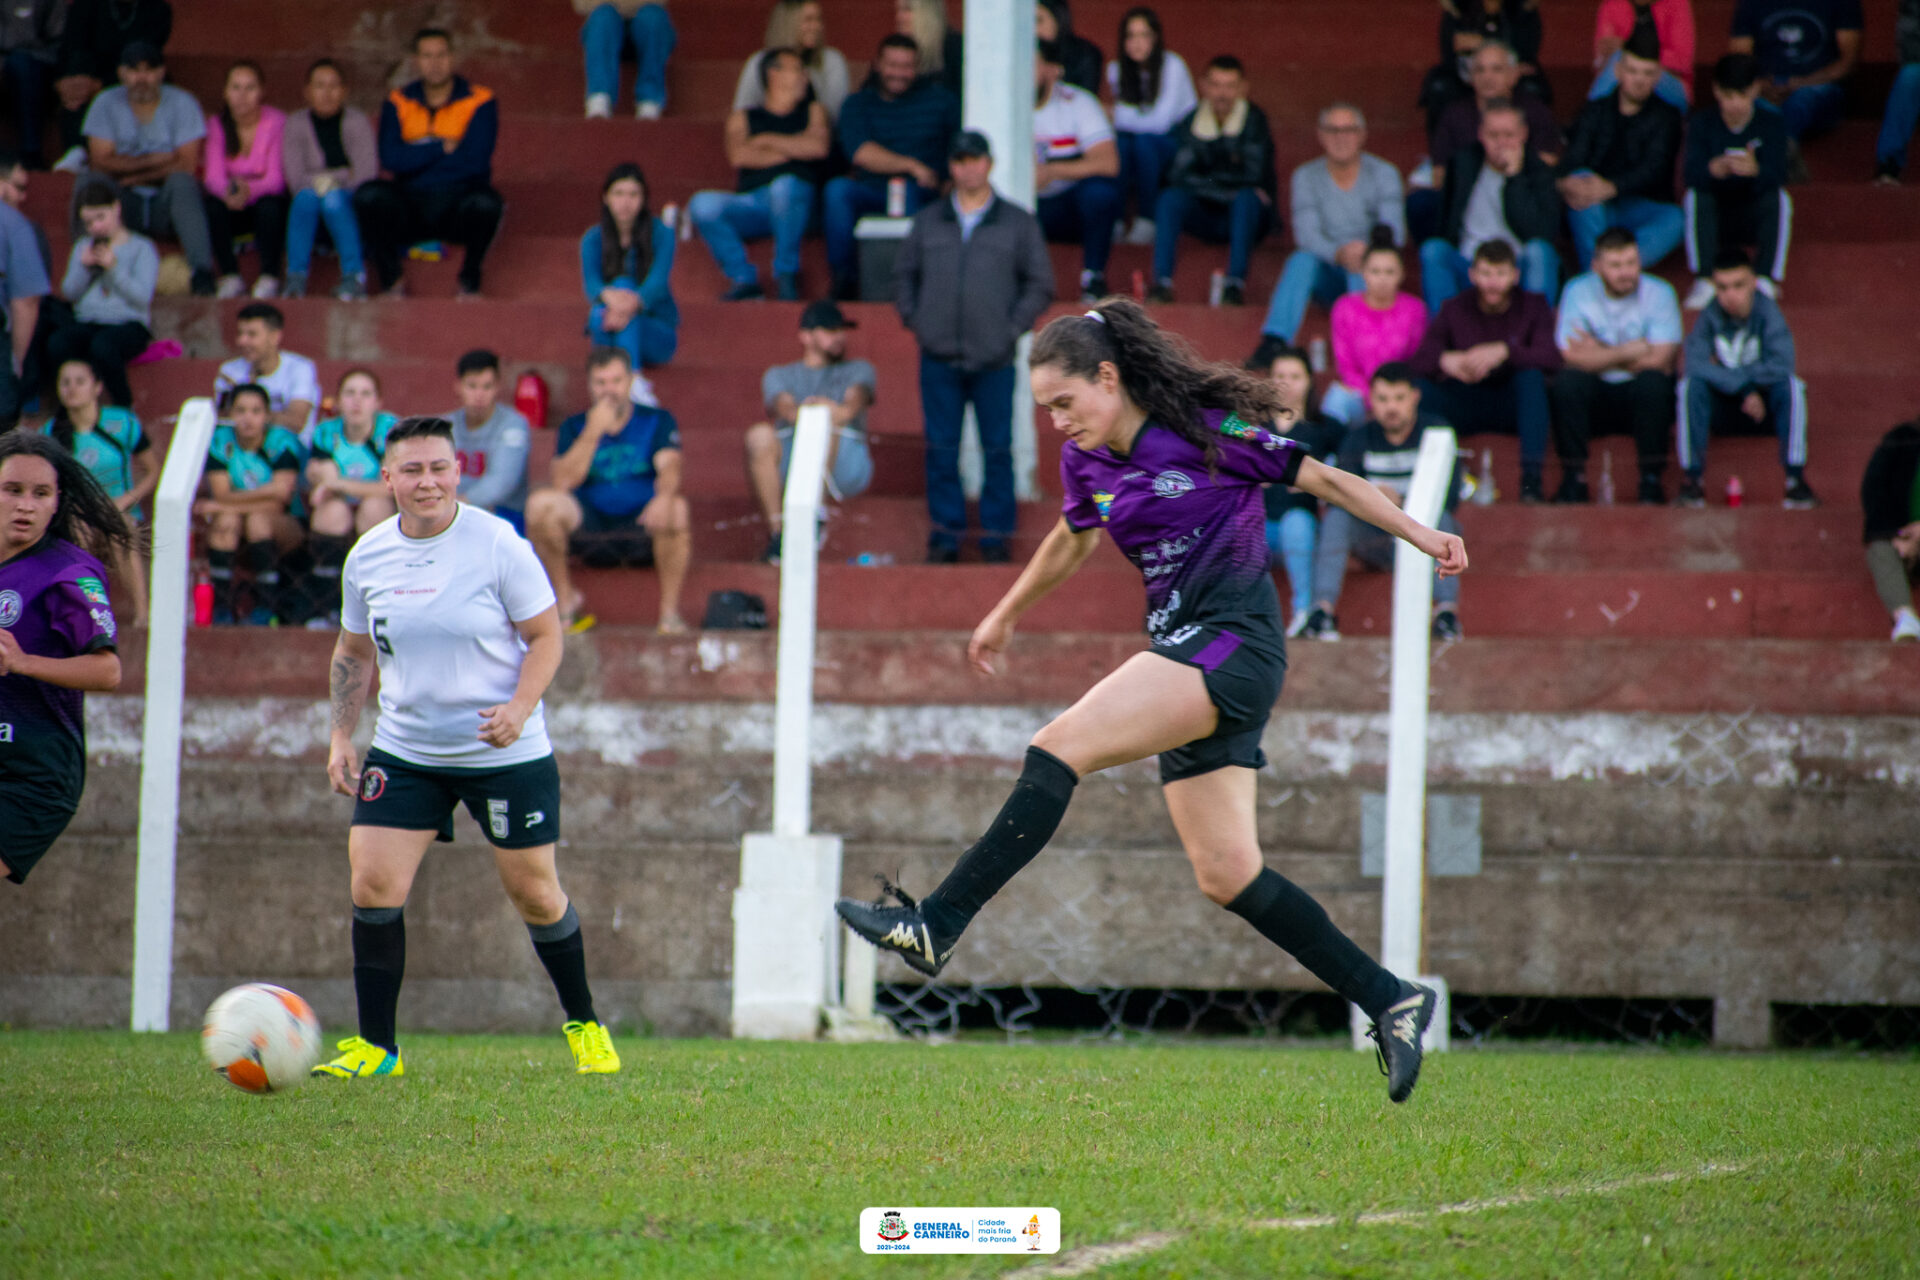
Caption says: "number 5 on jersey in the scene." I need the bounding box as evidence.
[372,617,393,656]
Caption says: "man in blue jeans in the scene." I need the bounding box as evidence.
[1147,56,1275,306]
[688,48,828,301]
[896,130,1053,563]
[1729,0,1860,145]
[1556,31,1684,270]
[579,1,675,120]
[1874,0,1920,183]
[825,34,958,301]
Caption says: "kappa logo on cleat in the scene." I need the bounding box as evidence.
[1386,993,1427,1047]
[1392,1011,1421,1046]
[880,922,925,956]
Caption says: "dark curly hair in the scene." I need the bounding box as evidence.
[1030,296,1285,465]
[0,429,139,561]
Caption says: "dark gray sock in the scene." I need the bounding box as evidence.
[529,902,597,1024]
[1225,868,1403,1020]
[920,747,1079,939]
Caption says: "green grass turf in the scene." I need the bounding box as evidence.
[1,1032,1916,1278]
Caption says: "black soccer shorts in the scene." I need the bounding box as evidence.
[351,747,561,849]
[1151,622,1287,783]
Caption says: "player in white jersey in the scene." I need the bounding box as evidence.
[316,416,619,1079]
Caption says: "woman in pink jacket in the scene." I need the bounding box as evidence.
[203,60,289,299]
[1321,241,1427,424]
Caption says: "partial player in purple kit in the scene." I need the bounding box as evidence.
[0,433,135,885]
[838,297,1468,1103]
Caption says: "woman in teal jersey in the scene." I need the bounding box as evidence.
[305,368,398,625]
[43,358,156,627]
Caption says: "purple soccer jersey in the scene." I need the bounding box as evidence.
[1061,410,1305,643]
[0,537,118,766]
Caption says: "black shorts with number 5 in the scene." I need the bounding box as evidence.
[352,747,561,849]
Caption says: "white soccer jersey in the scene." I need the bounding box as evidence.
[342,506,557,768]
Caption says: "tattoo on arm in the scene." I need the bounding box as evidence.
[330,653,368,736]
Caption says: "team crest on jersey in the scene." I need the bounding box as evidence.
[1092,490,1116,522]
[76,576,109,605]
[0,589,20,627]
[360,767,388,802]
[1153,471,1195,498]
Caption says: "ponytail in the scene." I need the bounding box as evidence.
[1031,296,1284,464]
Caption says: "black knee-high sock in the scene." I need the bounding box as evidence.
[920,747,1079,939]
[351,905,405,1052]
[1226,868,1403,1020]
[208,548,236,617]
[243,539,281,617]
[530,902,598,1024]
[307,534,351,620]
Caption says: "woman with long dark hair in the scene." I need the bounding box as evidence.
[580,163,679,370]
[43,357,156,628]
[1261,346,1343,637]
[1105,6,1195,243]
[0,431,133,885]
[839,298,1467,1103]
[202,60,290,299]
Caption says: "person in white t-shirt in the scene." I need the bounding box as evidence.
[1105,8,1197,244]
[213,301,321,438]
[1033,37,1121,301]
[318,416,619,1081]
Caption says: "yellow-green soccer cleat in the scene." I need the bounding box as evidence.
[563,1020,621,1074]
[310,1035,405,1079]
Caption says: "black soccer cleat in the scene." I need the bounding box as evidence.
[835,879,956,978]
[1367,983,1436,1104]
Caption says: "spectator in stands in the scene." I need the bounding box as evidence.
[825,34,958,300]
[1421,99,1560,313]
[1549,227,1681,503]
[282,59,375,302]
[49,178,154,409]
[302,368,397,625]
[80,42,214,296]
[1321,239,1426,425]
[0,155,48,431]
[1676,249,1814,507]
[1034,38,1123,302]
[197,383,304,626]
[1557,32,1684,269]
[1874,0,1920,183]
[583,162,678,368]
[1683,54,1789,309]
[43,357,154,625]
[897,0,964,98]
[53,0,170,172]
[449,349,532,532]
[1036,0,1102,93]
[526,346,691,635]
[745,300,875,563]
[896,128,1052,563]
[1300,362,1465,641]
[736,1,850,121]
[579,0,676,120]
[1410,239,1561,501]
[356,28,503,299]
[1591,0,1694,108]
[1729,0,1860,147]
[1,154,59,399]
[1261,346,1343,636]
[1860,420,1920,640]
[214,301,320,435]
[1412,39,1563,239]
[201,60,287,300]
[1419,0,1548,138]
[1248,103,1402,367]
[692,49,828,302]
[1147,56,1275,306]
[1106,7,1196,245]
[1,0,60,170]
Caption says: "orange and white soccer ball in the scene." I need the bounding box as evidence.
[202,983,323,1093]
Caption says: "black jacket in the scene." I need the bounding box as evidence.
[59,0,170,81]
[1168,102,1278,207]
[1039,0,1103,92]
[1558,91,1683,202]
[1439,144,1562,245]
[1862,422,1920,544]
[896,193,1054,372]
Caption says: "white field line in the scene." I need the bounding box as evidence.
[1018,1161,1751,1278]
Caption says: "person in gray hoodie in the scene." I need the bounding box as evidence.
[1675,247,1814,507]
[895,129,1053,563]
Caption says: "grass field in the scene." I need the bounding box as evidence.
[2,1031,1916,1278]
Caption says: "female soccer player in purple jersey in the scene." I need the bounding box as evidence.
[839,298,1468,1102]
[0,433,134,886]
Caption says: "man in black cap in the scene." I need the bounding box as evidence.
[75,39,216,295]
[744,299,877,564]
[896,128,1054,563]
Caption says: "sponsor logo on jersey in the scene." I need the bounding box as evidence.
[1217,414,1258,440]
[360,767,388,802]
[89,607,116,640]
[1153,470,1195,499]
[1092,491,1116,522]
[76,576,109,605]
[0,589,20,627]
[0,722,13,743]
[1155,624,1202,647]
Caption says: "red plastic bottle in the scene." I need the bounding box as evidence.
[514,371,550,430]
[192,573,213,627]
[1725,475,1744,508]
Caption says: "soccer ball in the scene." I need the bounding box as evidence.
[202,983,323,1093]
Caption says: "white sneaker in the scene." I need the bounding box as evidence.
[52,145,85,173]
[1409,157,1435,189]
[636,100,662,120]
[1285,608,1311,638]
[250,275,280,299]
[215,274,246,300]
[1755,276,1778,299]
[629,371,660,407]
[1894,608,1920,642]
[585,93,612,119]
[1683,277,1715,310]
[1125,217,1156,246]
